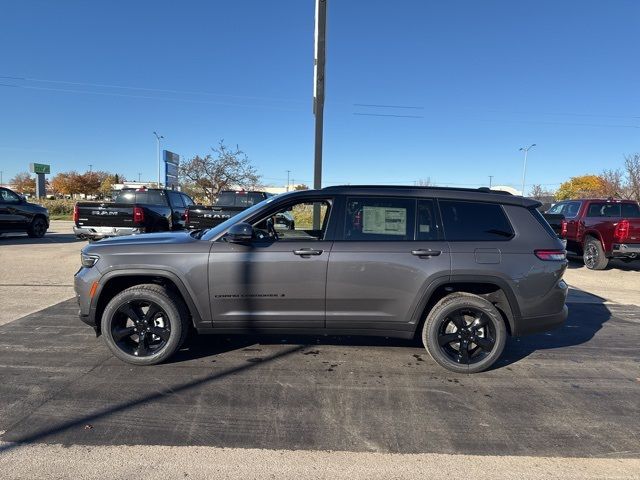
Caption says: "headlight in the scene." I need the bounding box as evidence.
[81,253,99,268]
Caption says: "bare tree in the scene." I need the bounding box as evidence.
[180,141,261,204]
[599,168,631,199]
[624,153,640,202]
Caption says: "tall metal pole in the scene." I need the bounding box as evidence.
[153,131,164,187]
[313,0,327,229]
[489,175,493,188]
[0,171,3,187]
[286,170,291,191]
[519,144,536,197]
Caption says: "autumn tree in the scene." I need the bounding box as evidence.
[10,172,36,195]
[99,173,126,198]
[293,184,309,191]
[180,141,261,204]
[556,175,606,200]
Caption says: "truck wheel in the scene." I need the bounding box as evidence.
[583,236,608,270]
[422,292,507,374]
[27,217,48,238]
[101,284,190,366]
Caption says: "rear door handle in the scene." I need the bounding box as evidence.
[411,249,441,257]
[293,248,324,256]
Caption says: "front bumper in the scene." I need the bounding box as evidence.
[612,243,640,258]
[73,225,142,240]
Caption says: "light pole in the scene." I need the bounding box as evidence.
[286,170,291,191]
[313,0,327,228]
[88,164,93,172]
[489,175,493,188]
[138,172,142,182]
[519,144,536,197]
[153,131,164,187]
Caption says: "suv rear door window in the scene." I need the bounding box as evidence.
[344,197,415,241]
[439,200,514,241]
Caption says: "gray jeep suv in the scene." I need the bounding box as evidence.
[75,186,568,373]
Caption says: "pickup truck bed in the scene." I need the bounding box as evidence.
[74,188,193,240]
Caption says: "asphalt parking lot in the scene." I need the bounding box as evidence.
[1,221,639,478]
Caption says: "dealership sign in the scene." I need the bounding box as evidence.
[164,150,179,189]
[29,163,51,174]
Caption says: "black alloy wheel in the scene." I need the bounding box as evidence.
[437,307,496,365]
[423,292,507,374]
[101,284,189,365]
[110,300,171,358]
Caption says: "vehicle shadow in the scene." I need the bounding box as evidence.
[171,331,418,364]
[0,232,82,245]
[495,295,612,369]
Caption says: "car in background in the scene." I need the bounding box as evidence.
[186,190,295,230]
[548,198,640,269]
[0,187,49,238]
[73,187,194,241]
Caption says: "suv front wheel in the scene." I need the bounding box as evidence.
[101,284,189,365]
[422,292,507,374]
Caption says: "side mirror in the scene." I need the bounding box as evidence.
[227,222,254,243]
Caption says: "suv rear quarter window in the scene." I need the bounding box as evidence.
[439,200,514,241]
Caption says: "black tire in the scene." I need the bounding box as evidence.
[27,217,48,238]
[101,284,190,366]
[583,236,608,270]
[422,292,507,374]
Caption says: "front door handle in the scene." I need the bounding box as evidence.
[411,249,441,257]
[293,248,324,256]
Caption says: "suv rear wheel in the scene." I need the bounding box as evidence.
[422,292,507,374]
[583,236,608,270]
[101,284,189,365]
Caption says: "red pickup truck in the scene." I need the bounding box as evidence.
[546,198,640,269]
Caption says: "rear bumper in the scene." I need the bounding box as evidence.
[612,243,640,258]
[514,305,568,336]
[73,225,142,240]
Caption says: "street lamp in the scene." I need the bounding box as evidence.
[519,144,536,197]
[153,131,164,187]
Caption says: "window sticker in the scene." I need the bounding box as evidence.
[362,207,407,235]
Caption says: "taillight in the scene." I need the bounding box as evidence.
[535,249,566,261]
[184,209,190,224]
[73,205,79,223]
[560,219,567,237]
[614,219,630,242]
[133,207,144,224]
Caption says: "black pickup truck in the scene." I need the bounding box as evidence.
[73,188,194,240]
[186,190,279,229]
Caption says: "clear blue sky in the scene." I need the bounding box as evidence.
[1,0,639,193]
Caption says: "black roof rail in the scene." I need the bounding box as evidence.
[322,185,513,195]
